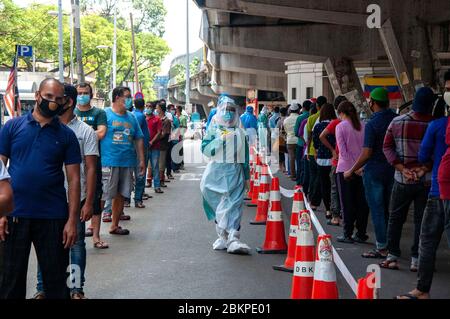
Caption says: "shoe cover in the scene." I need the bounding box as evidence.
[226,230,251,255]
[212,225,228,250]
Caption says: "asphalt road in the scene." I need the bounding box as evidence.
[24,140,449,299]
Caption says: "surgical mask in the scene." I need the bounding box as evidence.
[154,110,159,116]
[38,94,64,118]
[125,98,133,110]
[444,92,450,107]
[170,110,176,115]
[77,95,90,106]
[145,109,153,116]
[223,111,235,122]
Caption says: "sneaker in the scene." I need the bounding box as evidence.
[337,235,354,244]
[352,234,369,243]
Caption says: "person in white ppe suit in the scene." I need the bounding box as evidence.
[200,96,251,254]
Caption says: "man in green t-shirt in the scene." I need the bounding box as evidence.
[305,96,327,209]
[75,83,109,249]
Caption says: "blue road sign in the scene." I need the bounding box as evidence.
[17,45,33,57]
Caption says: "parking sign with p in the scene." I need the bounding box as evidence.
[17,45,33,57]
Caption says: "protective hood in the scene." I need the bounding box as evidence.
[211,95,241,128]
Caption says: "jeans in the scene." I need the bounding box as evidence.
[363,169,394,250]
[386,181,429,259]
[443,201,450,248]
[0,217,69,299]
[317,165,332,212]
[330,166,341,218]
[37,213,86,294]
[336,173,369,238]
[308,157,321,207]
[104,199,112,213]
[134,147,149,202]
[296,145,304,184]
[417,197,445,293]
[149,148,161,188]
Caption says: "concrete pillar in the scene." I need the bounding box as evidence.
[324,57,369,114]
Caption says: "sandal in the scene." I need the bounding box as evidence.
[327,220,341,227]
[155,188,164,194]
[395,293,419,300]
[362,249,387,259]
[93,241,109,249]
[71,292,87,299]
[120,214,131,221]
[135,201,146,208]
[102,213,112,223]
[109,227,130,235]
[85,228,94,237]
[410,260,419,272]
[380,259,400,270]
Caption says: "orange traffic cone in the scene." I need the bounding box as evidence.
[357,273,377,299]
[250,164,270,225]
[311,235,339,299]
[256,177,287,254]
[273,189,305,273]
[291,210,315,299]
[248,156,261,207]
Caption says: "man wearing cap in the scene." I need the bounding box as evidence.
[344,88,397,259]
[283,103,301,180]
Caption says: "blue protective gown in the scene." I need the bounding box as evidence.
[200,126,250,232]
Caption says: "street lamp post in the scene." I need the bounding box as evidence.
[112,0,117,88]
[58,0,64,82]
[185,0,191,107]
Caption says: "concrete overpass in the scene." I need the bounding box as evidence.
[193,0,450,109]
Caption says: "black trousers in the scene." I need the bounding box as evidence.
[308,157,321,207]
[386,181,429,259]
[317,165,332,212]
[166,141,174,176]
[336,173,369,238]
[0,217,70,299]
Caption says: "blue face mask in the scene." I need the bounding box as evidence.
[154,110,159,116]
[223,111,235,122]
[125,98,133,110]
[77,95,90,106]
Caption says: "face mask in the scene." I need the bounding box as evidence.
[170,110,176,115]
[77,95,90,106]
[444,92,450,107]
[125,98,133,110]
[58,103,72,116]
[154,110,159,116]
[223,111,235,122]
[37,93,64,118]
[145,109,153,116]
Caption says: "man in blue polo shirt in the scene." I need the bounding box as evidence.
[0,78,82,299]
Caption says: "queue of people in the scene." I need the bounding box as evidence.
[0,79,188,299]
[269,70,450,299]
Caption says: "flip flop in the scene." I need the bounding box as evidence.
[85,228,94,237]
[109,227,130,235]
[380,259,400,270]
[93,241,109,249]
[362,249,387,259]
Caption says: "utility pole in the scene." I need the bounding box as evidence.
[72,0,85,84]
[130,12,139,94]
[70,9,74,84]
[112,0,117,89]
[57,0,64,82]
[185,0,191,107]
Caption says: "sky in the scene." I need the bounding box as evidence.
[13,0,204,75]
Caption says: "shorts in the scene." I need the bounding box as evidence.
[101,167,133,201]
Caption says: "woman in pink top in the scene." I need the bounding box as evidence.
[335,101,370,244]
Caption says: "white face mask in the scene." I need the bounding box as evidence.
[444,92,450,107]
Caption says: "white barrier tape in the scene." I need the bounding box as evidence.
[294,261,315,277]
[261,156,359,296]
